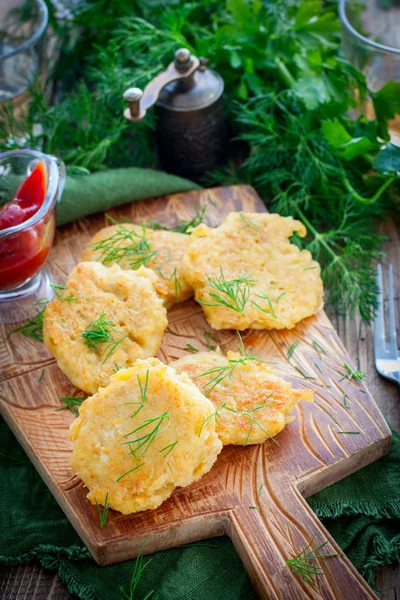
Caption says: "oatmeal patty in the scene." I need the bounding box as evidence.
[43,262,167,394]
[70,358,222,514]
[181,212,324,330]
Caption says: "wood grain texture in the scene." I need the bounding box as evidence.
[0,185,392,600]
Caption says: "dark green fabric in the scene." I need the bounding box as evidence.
[1,418,399,599]
[0,167,201,226]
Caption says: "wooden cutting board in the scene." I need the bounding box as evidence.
[0,185,391,600]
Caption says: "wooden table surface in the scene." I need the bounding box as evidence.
[1,216,399,600]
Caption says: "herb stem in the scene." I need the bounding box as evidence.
[342,174,396,205]
[275,57,295,88]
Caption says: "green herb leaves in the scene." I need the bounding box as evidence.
[9,306,46,342]
[200,269,254,315]
[92,217,157,270]
[81,312,127,363]
[286,537,337,588]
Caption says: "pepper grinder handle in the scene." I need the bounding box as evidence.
[123,48,201,123]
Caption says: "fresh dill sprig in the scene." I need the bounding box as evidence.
[338,431,360,435]
[149,206,206,234]
[159,440,178,458]
[94,493,110,529]
[184,344,199,353]
[286,537,337,589]
[92,217,157,270]
[242,398,278,446]
[287,340,299,361]
[339,362,366,383]
[38,368,45,383]
[117,411,170,482]
[343,393,348,408]
[312,341,326,359]
[170,267,182,302]
[239,212,261,231]
[119,540,157,600]
[200,268,255,315]
[9,306,46,342]
[198,403,235,436]
[195,355,259,396]
[258,483,264,497]
[204,331,221,352]
[249,505,260,510]
[252,292,277,318]
[81,312,127,363]
[57,396,86,417]
[50,283,76,302]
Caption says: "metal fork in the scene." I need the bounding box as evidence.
[374,264,400,386]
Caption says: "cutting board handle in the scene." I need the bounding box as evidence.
[227,490,378,600]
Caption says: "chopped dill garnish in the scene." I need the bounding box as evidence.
[117,411,170,482]
[170,267,182,302]
[165,327,181,337]
[287,340,300,361]
[337,431,360,435]
[94,493,110,529]
[204,331,220,351]
[286,537,337,589]
[276,291,286,303]
[339,362,366,383]
[343,393,348,408]
[317,405,339,425]
[314,362,322,374]
[242,396,277,447]
[159,440,178,458]
[198,403,235,436]
[294,366,316,380]
[138,371,149,405]
[252,292,277,318]
[304,266,318,271]
[81,312,127,363]
[258,483,264,497]
[239,212,261,231]
[57,396,85,417]
[249,505,260,510]
[200,268,255,314]
[167,461,173,473]
[184,344,199,353]
[148,206,206,234]
[119,540,156,600]
[312,341,326,359]
[38,368,45,383]
[92,216,157,269]
[195,355,260,395]
[9,306,46,342]
[113,362,122,373]
[50,283,76,302]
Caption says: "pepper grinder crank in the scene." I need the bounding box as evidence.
[123,48,226,181]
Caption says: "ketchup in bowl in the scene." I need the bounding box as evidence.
[0,161,56,290]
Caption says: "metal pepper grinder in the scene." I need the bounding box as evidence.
[123,48,226,181]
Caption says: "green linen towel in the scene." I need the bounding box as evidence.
[0,167,201,226]
[0,418,399,599]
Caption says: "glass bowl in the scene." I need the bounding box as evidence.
[0,0,48,101]
[0,150,65,323]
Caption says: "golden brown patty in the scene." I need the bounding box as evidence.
[81,223,193,308]
[43,262,167,394]
[181,212,324,330]
[70,358,222,514]
[173,351,313,446]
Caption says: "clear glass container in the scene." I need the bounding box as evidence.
[0,0,48,102]
[0,150,65,323]
[340,0,400,138]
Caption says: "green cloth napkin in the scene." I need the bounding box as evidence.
[0,167,200,226]
[0,418,399,600]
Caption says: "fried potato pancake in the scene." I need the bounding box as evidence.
[173,351,313,446]
[181,212,324,330]
[70,358,222,514]
[81,223,193,308]
[43,262,167,394]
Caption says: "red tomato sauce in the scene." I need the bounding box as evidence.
[0,162,54,290]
